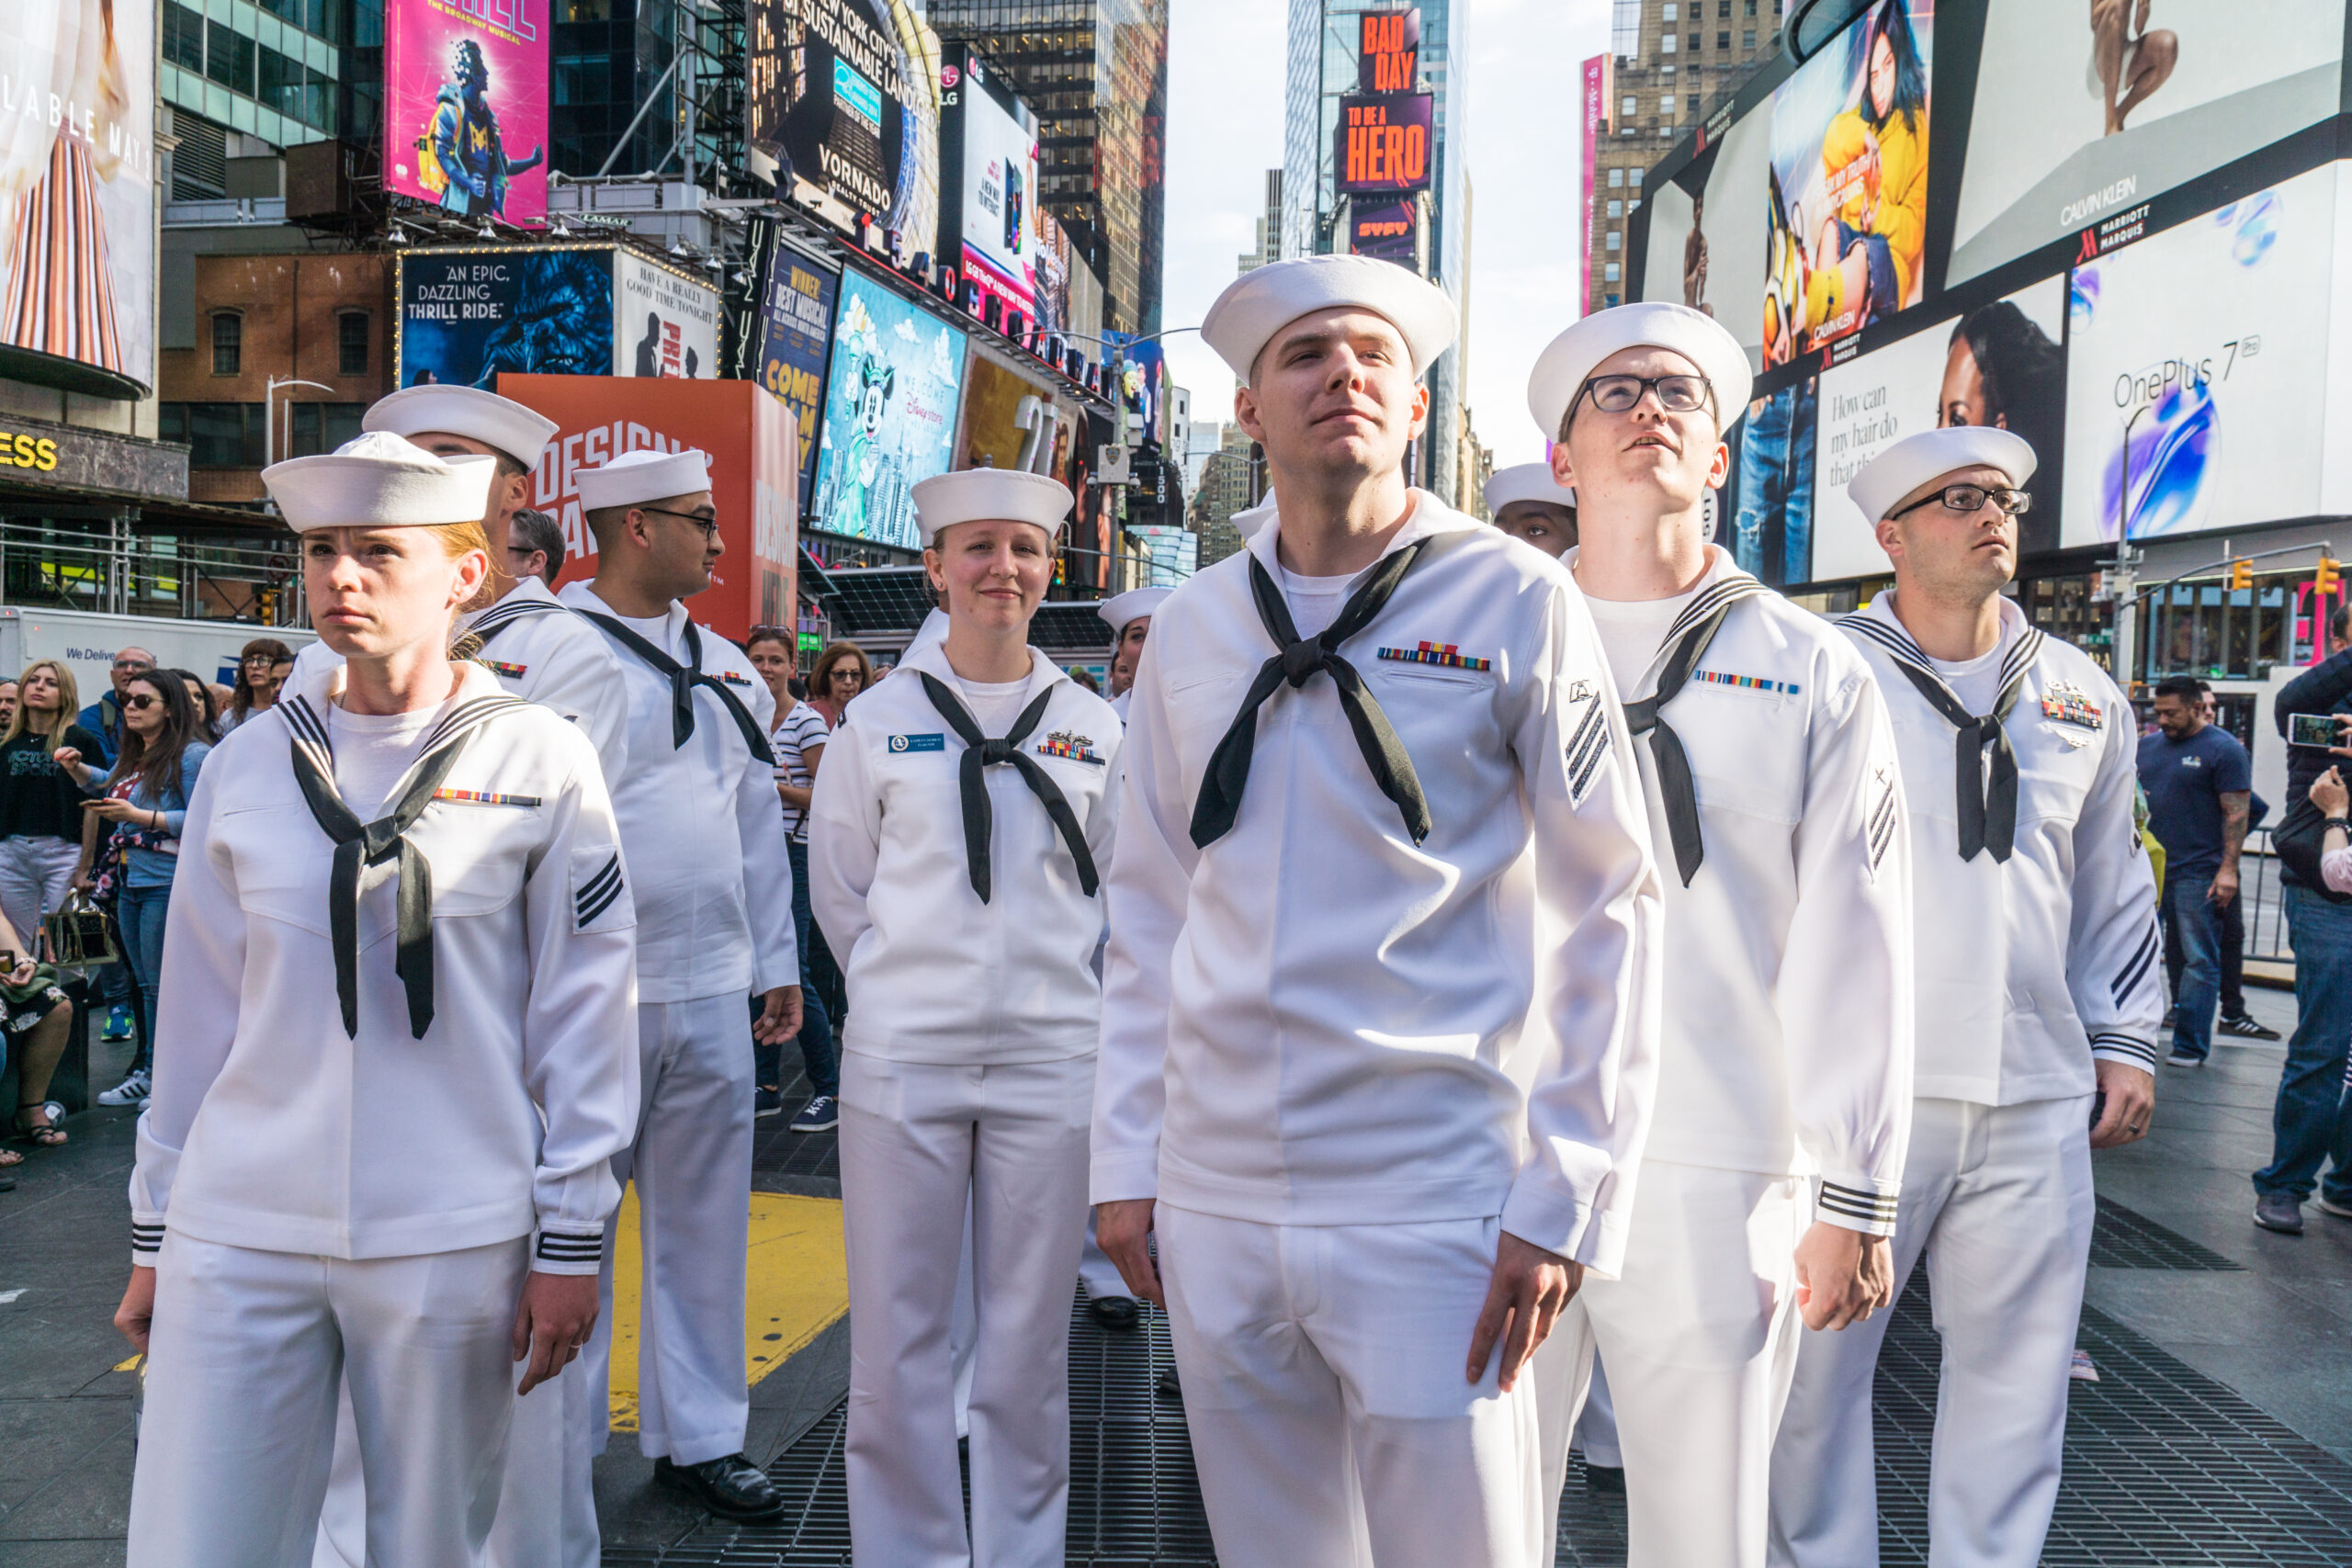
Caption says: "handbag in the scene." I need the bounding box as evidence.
[2271,795,2352,906]
[42,889,119,969]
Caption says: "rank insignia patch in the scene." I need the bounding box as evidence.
[1378,641,1492,671]
[483,660,528,679]
[889,733,946,753]
[1564,688,1609,807]
[2041,682,2103,729]
[1037,732,1105,765]
[1866,763,1898,875]
[1695,669,1801,696]
[434,788,543,808]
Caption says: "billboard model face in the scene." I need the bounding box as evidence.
[752,243,839,509]
[615,253,721,380]
[1336,94,1434,197]
[746,0,940,254]
[2062,164,2334,547]
[1764,0,1934,368]
[1951,0,2346,289]
[384,0,549,227]
[399,247,616,389]
[0,0,158,390]
[808,269,967,549]
[1810,275,2067,583]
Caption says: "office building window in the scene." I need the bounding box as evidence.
[1662,2,1678,17]
[1605,293,1622,307]
[260,47,301,119]
[1719,31,1731,50]
[1607,199,1623,218]
[338,312,370,376]
[206,22,255,96]
[1745,30,1758,48]
[1630,168,1644,187]
[289,402,368,457]
[164,4,205,72]
[1622,96,1638,118]
[1606,231,1621,251]
[211,312,242,376]
[1604,264,1622,283]
[1661,96,1676,116]
[1661,32,1676,52]
[164,403,266,468]
[1609,167,1625,187]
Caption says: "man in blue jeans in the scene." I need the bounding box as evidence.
[2137,675,2252,1068]
[2254,606,2352,1235]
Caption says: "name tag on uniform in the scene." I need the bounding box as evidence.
[433,788,542,807]
[889,733,945,753]
[484,660,528,679]
[1037,733,1104,765]
[1378,641,1491,671]
[1693,669,1801,696]
[2040,682,2103,730]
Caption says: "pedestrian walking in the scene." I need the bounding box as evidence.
[2136,676,2252,1066]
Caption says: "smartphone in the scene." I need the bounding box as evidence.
[2289,713,2342,748]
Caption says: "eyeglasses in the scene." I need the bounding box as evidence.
[112,657,153,671]
[639,504,720,539]
[123,693,158,711]
[504,544,541,558]
[242,654,277,667]
[1892,483,2033,519]
[1577,374,1714,417]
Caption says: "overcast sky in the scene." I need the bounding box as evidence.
[1159,0,1612,468]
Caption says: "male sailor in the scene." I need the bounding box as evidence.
[1098,585,1170,724]
[1091,253,1664,1568]
[1483,462,1578,558]
[1770,426,2162,1568]
[1524,302,1914,1568]
[561,447,805,1520]
[305,383,629,1568]
[118,434,639,1567]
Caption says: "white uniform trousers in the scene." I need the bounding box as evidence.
[1538,1161,1808,1568]
[1769,1094,2094,1568]
[839,1049,1092,1568]
[128,1231,527,1568]
[1155,1204,1547,1568]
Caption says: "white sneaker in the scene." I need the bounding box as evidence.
[96,1069,150,1108]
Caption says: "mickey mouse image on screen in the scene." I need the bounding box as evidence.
[424,39,543,220]
[829,355,897,536]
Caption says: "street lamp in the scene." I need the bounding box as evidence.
[2111,397,2155,687]
[265,378,336,471]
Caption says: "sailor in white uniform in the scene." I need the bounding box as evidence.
[560,446,805,1521]
[1099,585,1170,725]
[1091,254,1665,1568]
[303,384,629,1568]
[1770,427,2162,1568]
[1483,462,1578,558]
[1522,303,1914,1568]
[809,468,1122,1568]
[115,433,639,1568]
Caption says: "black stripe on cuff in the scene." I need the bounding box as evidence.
[536,1232,605,1262]
[130,1224,164,1253]
[2092,1032,2158,1066]
[1817,1182,1899,1224]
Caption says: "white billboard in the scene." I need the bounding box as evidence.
[615,253,722,379]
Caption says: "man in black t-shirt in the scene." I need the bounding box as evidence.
[2136,676,2253,1068]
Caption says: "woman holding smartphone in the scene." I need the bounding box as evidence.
[114,432,640,1568]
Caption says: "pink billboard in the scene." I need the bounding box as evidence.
[383,0,550,227]
[1581,54,1607,310]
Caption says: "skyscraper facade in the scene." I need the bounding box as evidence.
[925,0,1170,333]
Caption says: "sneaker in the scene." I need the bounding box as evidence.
[753,1086,784,1119]
[2254,1192,2305,1235]
[2314,1193,2352,1222]
[96,1069,151,1108]
[2069,1348,2100,1382]
[789,1094,838,1134]
[100,1005,132,1042]
[2218,1013,2281,1040]
[2165,1050,2207,1067]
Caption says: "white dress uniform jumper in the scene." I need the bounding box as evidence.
[1534,547,1916,1568]
[809,637,1122,1568]
[124,660,639,1568]
[556,578,800,1476]
[1770,592,2163,1568]
[1093,490,1665,1568]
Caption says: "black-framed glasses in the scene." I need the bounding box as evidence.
[639,504,720,539]
[504,543,541,558]
[1577,373,1714,416]
[112,657,153,671]
[1893,483,2033,519]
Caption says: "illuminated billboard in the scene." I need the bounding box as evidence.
[1349,199,1419,266]
[397,245,719,389]
[1335,94,1434,197]
[383,0,549,227]
[1950,0,2345,289]
[749,237,839,509]
[1763,0,1934,367]
[746,0,941,255]
[940,45,1050,326]
[1357,8,1420,93]
[0,0,158,393]
[808,268,967,548]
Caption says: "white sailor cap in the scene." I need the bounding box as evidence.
[910,468,1073,548]
[1203,254,1458,381]
[1527,302,1753,443]
[1484,461,1577,514]
[363,384,560,471]
[1098,586,1172,637]
[575,447,713,513]
[263,431,497,533]
[1849,426,2038,522]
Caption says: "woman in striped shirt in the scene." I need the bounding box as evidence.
[749,628,839,1133]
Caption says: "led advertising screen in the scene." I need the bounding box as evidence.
[1763,0,1934,368]
[0,0,158,393]
[746,0,941,254]
[1730,377,1820,586]
[615,252,721,380]
[2061,164,2335,547]
[383,0,549,227]
[1335,93,1435,197]
[1807,275,2068,583]
[941,46,1046,324]
[1950,0,2345,289]
[1679,107,1775,373]
[960,351,1071,480]
[1357,8,1420,93]
[808,268,967,548]
[751,241,839,509]
[398,247,616,389]
[1348,199,1419,266]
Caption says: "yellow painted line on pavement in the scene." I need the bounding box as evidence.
[605,1188,848,1431]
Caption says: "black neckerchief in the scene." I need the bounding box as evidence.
[917,671,1098,904]
[1621,577,1771,886]
[580,611,775,764]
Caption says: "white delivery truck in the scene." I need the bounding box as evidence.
[0,607,316,705]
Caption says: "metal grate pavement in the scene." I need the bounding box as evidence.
[2087,1196,2247,1272]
